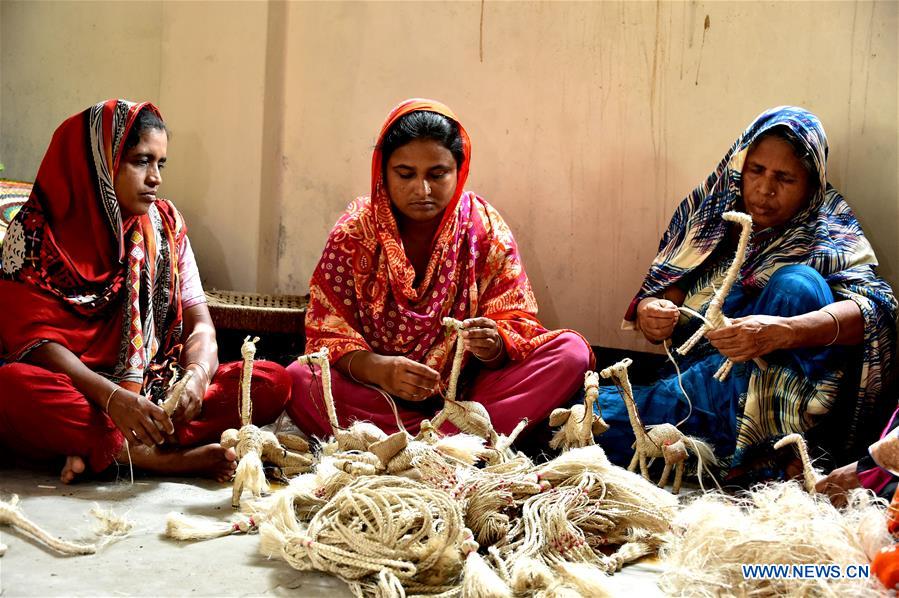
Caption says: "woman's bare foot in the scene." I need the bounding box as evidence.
[60,455,86,484]
[116,443,237,482]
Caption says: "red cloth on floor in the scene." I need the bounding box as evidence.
[0,360,290,472]
[286,331,590,438]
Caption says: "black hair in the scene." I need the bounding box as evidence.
[750,125,819,192]
[123,106,168,153]
[379,110,465,169]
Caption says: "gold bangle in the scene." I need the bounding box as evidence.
[186,361,211,384]
[476,336,505,363]
[820,308,840,347]
[345,351,363,384]
[104,386,121,413]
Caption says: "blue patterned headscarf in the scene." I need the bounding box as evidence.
[626,106,897,451]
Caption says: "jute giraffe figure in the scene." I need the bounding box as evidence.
[549,370,609,450]
[676,211,761,382]
[429,318,501,446]
[221,336,313,507]
[600,358,717,494]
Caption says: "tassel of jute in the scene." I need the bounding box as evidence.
[461,530,512,598]
[0,495,131,556]
[165,512,257,541]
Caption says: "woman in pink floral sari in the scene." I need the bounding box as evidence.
[286,99,592,439]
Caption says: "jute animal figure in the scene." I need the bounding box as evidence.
[774,433,822,494]
[160,362,193,417]
[429,318,501,446]
[549,370,609,450]
[600,358,717,494]
[221,336,313,507]
[676,211,764,382]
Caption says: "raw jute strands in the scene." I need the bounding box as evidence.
[659,483,890,597]
[0,494,131,556]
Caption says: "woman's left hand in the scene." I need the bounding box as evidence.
[462,317,505,363]
[706,315,794,362]
[171,371,207,425]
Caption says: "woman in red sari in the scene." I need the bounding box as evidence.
[287,99,592,440]
[0,100,290,483]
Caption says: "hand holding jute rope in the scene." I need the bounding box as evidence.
[675,211,767,381]
[430,318,500,445]
[160,362,194,417]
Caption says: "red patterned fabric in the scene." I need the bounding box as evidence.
[0,100,184,390]
[305,98,591,384]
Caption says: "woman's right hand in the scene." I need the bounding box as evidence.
[636,297,680,343]
[107,388,175,447]
[376,356,441,401]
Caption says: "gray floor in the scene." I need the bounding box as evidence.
[0,467,665,597]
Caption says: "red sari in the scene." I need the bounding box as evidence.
[0,100,289,471]
[288,99,592,437]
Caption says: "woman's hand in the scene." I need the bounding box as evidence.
[814,461,860,508]
[377,356,441,401]
[170,370,207,425]
[706,315,793,362]
[462,317,505,364]
[107,388,175,447]
[636,298,680,343]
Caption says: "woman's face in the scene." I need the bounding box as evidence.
[741,135,812,230]
[114,128,167,218]
[385,139,458,224]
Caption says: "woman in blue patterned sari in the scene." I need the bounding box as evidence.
[595,106,896,481]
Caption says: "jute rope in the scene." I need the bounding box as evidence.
[0,495,131,556]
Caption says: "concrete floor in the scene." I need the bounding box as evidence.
[0,467,666,597]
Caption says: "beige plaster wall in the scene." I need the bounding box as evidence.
[2,1,897,351]
[0,0,268,293]
[276,0,898,350]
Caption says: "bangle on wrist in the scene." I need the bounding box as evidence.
[345,351,363,384]
[104,386,121,413]
[820,308,840,347]
[476,336,504,363]
[186,361,211,384]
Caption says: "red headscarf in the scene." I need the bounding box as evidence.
[305,98,590,383]
[0,99,185,390]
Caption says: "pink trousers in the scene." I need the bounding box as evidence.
[286,331,591,438]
